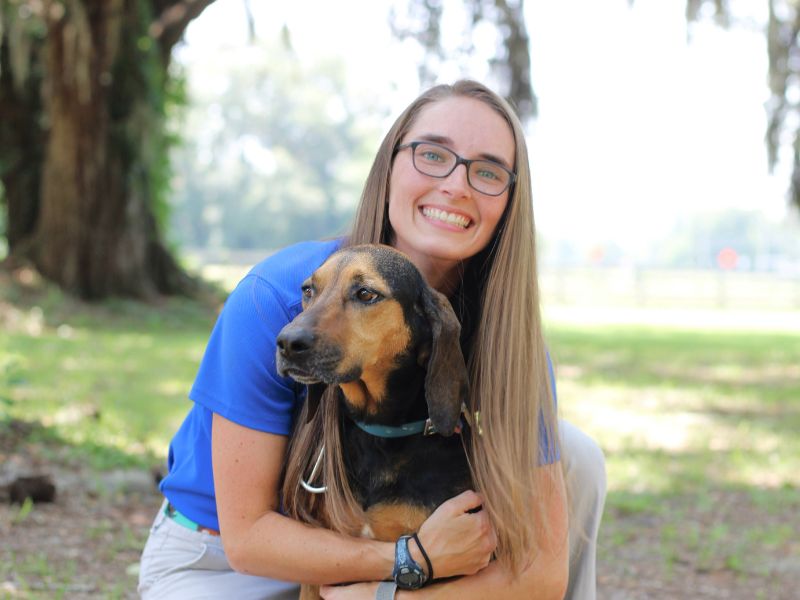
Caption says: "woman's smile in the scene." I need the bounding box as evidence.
[419,205,473,230]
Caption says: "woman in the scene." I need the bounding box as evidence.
[138,80,606,600]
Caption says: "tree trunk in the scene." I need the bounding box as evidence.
[492,0,536,119]
[0,2,44,254]
[1,0,213,300]
[0,104,42,255]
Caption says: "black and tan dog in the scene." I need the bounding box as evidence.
[276,243,472,545]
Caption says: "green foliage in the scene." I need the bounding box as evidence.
[159,63,189,231]
[0,0,47,254]
[12,496,34,524]
[169,38,386,251]
[107,0,189,237]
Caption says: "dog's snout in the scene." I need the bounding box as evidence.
[276,328,315,357]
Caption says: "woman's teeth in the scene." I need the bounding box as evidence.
[421,207,471,229]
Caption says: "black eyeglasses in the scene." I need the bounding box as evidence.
[395,141,516,197]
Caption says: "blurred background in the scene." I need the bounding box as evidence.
[1,1,798,598]
[175,1,800,302]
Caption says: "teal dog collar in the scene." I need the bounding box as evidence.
[354,417,463,438]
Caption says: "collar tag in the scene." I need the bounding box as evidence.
[423,419,437,436]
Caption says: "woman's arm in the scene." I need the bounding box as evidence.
[212,414,496,585]
[320,462,569,599]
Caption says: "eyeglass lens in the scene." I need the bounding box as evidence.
[411,142,511,196]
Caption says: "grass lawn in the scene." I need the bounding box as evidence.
[1,276,218,470]
[1,269,799,597]
[544,310,800,596]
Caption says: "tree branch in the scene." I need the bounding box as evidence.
[149,0,216,65]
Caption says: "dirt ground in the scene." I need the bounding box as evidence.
[1,429,798,599]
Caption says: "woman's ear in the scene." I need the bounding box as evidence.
[418,286,469,436]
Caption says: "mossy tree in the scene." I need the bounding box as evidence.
[390,0,536,122]
[0,0,213,299]
[668,0,800,212]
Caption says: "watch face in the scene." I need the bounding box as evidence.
[394,535,427,590]
[397,567,423,589]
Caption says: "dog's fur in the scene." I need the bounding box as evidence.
[276,244,472,589]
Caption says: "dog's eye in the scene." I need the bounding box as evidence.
[355,288,380,304]
[301,285,314,299]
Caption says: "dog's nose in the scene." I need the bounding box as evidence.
[276,328,315,357]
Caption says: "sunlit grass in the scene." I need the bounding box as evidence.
[543,318,800,585]
[549,323,800,491]
[2,269,799,588]
[1,287,216,469]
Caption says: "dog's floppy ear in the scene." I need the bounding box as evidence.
[304,382,326,423]
[419,285,469,436]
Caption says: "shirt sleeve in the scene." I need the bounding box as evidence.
[189,274,301,436]
[539,350,561,464]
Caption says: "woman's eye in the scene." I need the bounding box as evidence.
[420,150,445,162]
[356,288,379,303]
[476,167,500,181]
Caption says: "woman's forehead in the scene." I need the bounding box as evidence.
[407,96,515,163]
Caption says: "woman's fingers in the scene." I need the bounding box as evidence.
[440,489,485,514]
[416,490,498,578]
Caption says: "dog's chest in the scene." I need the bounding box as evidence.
[343,427,472,539]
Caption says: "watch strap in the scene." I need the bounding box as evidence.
[393,534,428,589]
[375,581,398,600]
[411,532,434,582]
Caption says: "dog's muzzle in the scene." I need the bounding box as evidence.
[275,325,350,384]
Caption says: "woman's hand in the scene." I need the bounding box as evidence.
[415,489,497,579]
[320,582,378,600]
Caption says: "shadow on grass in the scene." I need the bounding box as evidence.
[549,327,800,382]
[1,416,157,471]
[1,279,221,472]
[605,443,798,491]
[600,482,800,583]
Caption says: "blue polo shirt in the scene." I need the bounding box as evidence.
[159,238,559,532]
[159,239,342,530]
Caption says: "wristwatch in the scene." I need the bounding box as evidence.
[392,534,428,590]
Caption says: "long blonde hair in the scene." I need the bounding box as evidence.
[282,80,559,576]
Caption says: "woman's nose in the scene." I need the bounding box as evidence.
[439,163,472,196]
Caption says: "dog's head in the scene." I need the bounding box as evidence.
[276,244,468,436]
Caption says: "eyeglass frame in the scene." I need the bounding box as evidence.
[395,140,517,197]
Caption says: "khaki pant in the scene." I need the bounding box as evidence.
[137,499,300,599]
[561,420,607,600]
[138,420,606,599]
